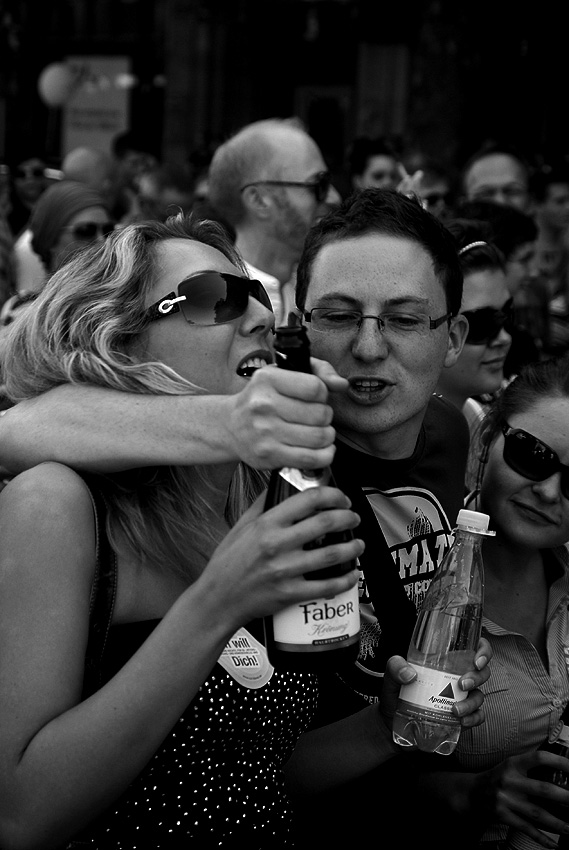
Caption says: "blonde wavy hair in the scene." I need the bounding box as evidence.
[0,214,269,580]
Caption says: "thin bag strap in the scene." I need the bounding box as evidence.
[81,476,117,699]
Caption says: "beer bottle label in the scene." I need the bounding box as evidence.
[219,627,274,688]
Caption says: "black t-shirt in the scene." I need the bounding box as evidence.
[315,394,470,722]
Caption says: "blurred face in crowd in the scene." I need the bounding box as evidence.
[142,239,274,394]
[504,241,536,296]
[416,177,453,220]
[13,157,48,208]
[304,232,465,459]
[463,154,530,212]
[50,206,113,272]
[438,267,512,407]
[481,396,569,550]
[258,129,342,257]
[536,182,569,234]
[353,154,399,190]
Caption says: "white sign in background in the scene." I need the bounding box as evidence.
[62,56,131,156]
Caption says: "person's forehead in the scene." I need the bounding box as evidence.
[461,268,509,310]
[154,239,238,289]
[365,154,397,173]
[270,130,326,177]
[306,233,445,304]
[65,205,109,226]
[466,154,526,189]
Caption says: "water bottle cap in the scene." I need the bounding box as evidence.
[456,508,491,533]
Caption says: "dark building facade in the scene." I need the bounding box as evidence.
[0,0,566,179]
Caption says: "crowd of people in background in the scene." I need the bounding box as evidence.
[1,120,569,849]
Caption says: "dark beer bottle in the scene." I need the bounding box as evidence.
[262,323,360,670]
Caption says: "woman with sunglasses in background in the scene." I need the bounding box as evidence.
[413,354,569,849]
[0,213,474,849]
[6,153,50,241]
[435,220,515,489]
[29,178,115,279]
[0,179,115,411]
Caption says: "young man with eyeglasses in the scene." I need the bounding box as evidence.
[206,117,341,325]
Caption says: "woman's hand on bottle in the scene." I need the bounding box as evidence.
[472,750,569,847]
[197,486,364,630]
[379,638,493,732]
[226,360,348,471]
[452,636,493,729]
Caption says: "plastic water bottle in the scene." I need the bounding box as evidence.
[392,508,493,755]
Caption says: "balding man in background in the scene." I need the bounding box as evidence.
[207,117,341,325]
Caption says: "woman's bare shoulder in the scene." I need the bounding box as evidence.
[0,462,95,534]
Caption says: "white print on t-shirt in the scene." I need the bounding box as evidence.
[363,486,453,611]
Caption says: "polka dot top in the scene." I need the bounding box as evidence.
[67,619,318,849]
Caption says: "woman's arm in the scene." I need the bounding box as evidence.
[0,466,363,850]
[0,360,348,474]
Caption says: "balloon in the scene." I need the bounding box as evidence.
[37,63,76,107]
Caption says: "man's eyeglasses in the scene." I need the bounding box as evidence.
[462,299,514,345]
[240,171,332,204]
[62,221,116,241]
[15,165,46,180]
[501,422,569,499]
[472,185,528,203]
[302,308,451,336]
[146,270,273,325]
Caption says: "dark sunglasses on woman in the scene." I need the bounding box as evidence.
[462,299,514,345]
[146,270,273,325]
[62,221,116,241]
[502,422,569,499]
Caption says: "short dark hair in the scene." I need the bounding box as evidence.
[444,217,507,274]
[474,353,569,493]
[452,199,537,260]
[295,188,463,316]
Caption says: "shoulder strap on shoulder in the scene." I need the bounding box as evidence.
[81,475,117,698]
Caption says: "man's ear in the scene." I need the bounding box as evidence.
[443,313,468,368]
[240,185,272,219]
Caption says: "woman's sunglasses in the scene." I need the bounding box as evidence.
[62,221,116,240]
[146,270,273,325]
[502,422,569,499]
[463,299,514,345]
[15,165,45,179]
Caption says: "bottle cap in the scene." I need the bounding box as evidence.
[456,509,491,533]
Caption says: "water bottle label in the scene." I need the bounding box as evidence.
[218,627,274,688]
[398,663,466,714]
[272,583,360,652]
